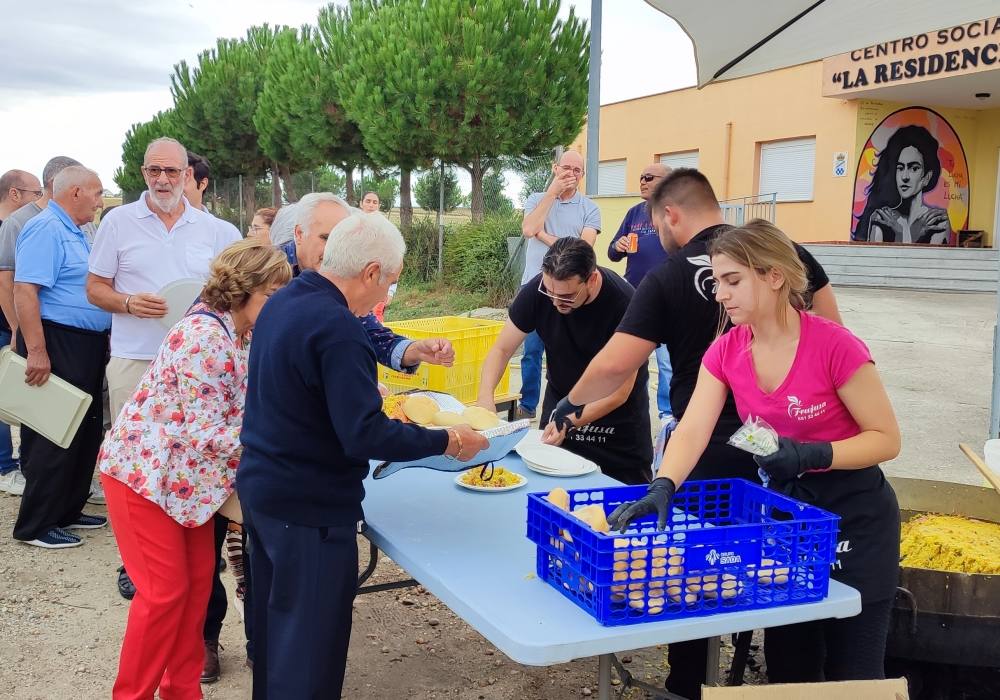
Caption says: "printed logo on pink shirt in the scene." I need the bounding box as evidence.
[787,395,828,421]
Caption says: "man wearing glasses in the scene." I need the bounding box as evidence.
[0,170,43,225]
[87,137,240,421]
[0,158,87,498]
[608,163,673,424]
[517,150,601,420]
[477,238,651,485]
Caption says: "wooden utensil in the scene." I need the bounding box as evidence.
[959,443,1000,497]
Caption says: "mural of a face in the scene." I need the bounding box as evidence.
[852,107,969,245]
[896,146,932,201]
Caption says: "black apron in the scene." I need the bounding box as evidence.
[779,466,900,604]
[539,386,653,486]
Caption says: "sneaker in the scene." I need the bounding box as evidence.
[22,527,82,549]
[87,478,106,505]
[515,405,536,420]
[64,513,108,530]
[0,468,26,496]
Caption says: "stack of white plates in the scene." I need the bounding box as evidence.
[515,440,599,477]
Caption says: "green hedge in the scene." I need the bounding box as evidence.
[444,212,521,306]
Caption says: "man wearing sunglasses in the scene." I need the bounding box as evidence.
[477,238,651,485]
[608,163,674,425]
[517,150,601,420]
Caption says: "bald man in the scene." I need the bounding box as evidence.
[12,166,111,549]
[608,162,674,420]
[517,149,601,418]
[0,169,42,223]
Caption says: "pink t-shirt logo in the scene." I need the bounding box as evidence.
[786,395,829,422]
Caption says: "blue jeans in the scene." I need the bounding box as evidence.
[519,331,544,414]
[655,344,673,418]
[0,329,17,474]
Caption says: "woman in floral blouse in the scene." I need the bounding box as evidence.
[98,239,291,700]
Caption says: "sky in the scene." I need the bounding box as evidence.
[0,0,696,201]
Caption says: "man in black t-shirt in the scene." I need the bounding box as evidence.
[551,168,842,699]
[477,238,652,485]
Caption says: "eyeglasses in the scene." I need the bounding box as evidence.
[249,224,269,234]
[537,278,586,305]
[142,166,184,180]
[558,165,584,176]
[639,174,663,183]
[14,188,43,198]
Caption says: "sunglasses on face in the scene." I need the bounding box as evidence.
[537,278,586,304]
[639,174,662,183]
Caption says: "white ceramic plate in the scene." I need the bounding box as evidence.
[454,471,527,492]
[157,278,205,329]
[521,456,598,477]
[516,442,595,473]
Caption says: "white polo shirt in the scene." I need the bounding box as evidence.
[89,193,241,360]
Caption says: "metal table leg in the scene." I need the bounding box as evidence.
[598,654,612,700]
[705,635,721,686]
[357,537,419,595]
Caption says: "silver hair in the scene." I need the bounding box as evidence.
[42,156,83,191]
[143,137,188,165]
[295,192,351,238]
[320,212,405,280]
[268,203,299,246]
[52,166,100,197]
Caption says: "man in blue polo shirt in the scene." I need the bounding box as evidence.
[518,150,601,419]
[12,165,111,549]
[607,162,673,422]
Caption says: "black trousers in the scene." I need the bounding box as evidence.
[13,322,107,541]
[764,598,893,682]
[203,513,229,641]
[243,505,358,700]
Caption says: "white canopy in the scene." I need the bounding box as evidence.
[645,0,999,86]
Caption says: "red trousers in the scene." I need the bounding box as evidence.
[101,474,215,700]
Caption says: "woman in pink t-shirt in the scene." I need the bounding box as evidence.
[609,220,901,683]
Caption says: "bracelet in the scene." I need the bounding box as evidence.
[447,428,465,461]
[124,295,133,315]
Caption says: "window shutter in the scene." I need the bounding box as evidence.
[659,150,700,171]
[759,138,816,202]
[597,160,627,195]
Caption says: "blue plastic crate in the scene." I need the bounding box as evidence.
[525,479,840,627]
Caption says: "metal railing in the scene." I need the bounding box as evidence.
[720,192,777,226]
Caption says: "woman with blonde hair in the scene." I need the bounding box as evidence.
[609,219,901,683]
[98,239,291,699]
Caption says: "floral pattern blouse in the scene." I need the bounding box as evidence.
[98,302,248,527]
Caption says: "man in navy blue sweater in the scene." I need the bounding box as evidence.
[238,212,487,700]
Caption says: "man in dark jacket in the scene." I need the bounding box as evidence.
[238,212,487,699]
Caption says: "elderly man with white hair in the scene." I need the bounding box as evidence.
[279,191,456,373]
[237,212,489,699]
[11,165,111,549]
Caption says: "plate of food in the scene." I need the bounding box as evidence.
[455,466,527,492]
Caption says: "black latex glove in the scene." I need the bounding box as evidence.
[550,395,584,432]
[753,437,833,484]
[607,477,677,532]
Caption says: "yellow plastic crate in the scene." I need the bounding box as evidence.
[379,316,511,404]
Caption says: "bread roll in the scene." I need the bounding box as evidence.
[432,410,465,427]
[462,406,500,430]
[546,488,570,511]
[402,395,439,424]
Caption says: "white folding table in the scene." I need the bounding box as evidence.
[360,455,861,699]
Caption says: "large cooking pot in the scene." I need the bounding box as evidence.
[887,477,1000,668]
